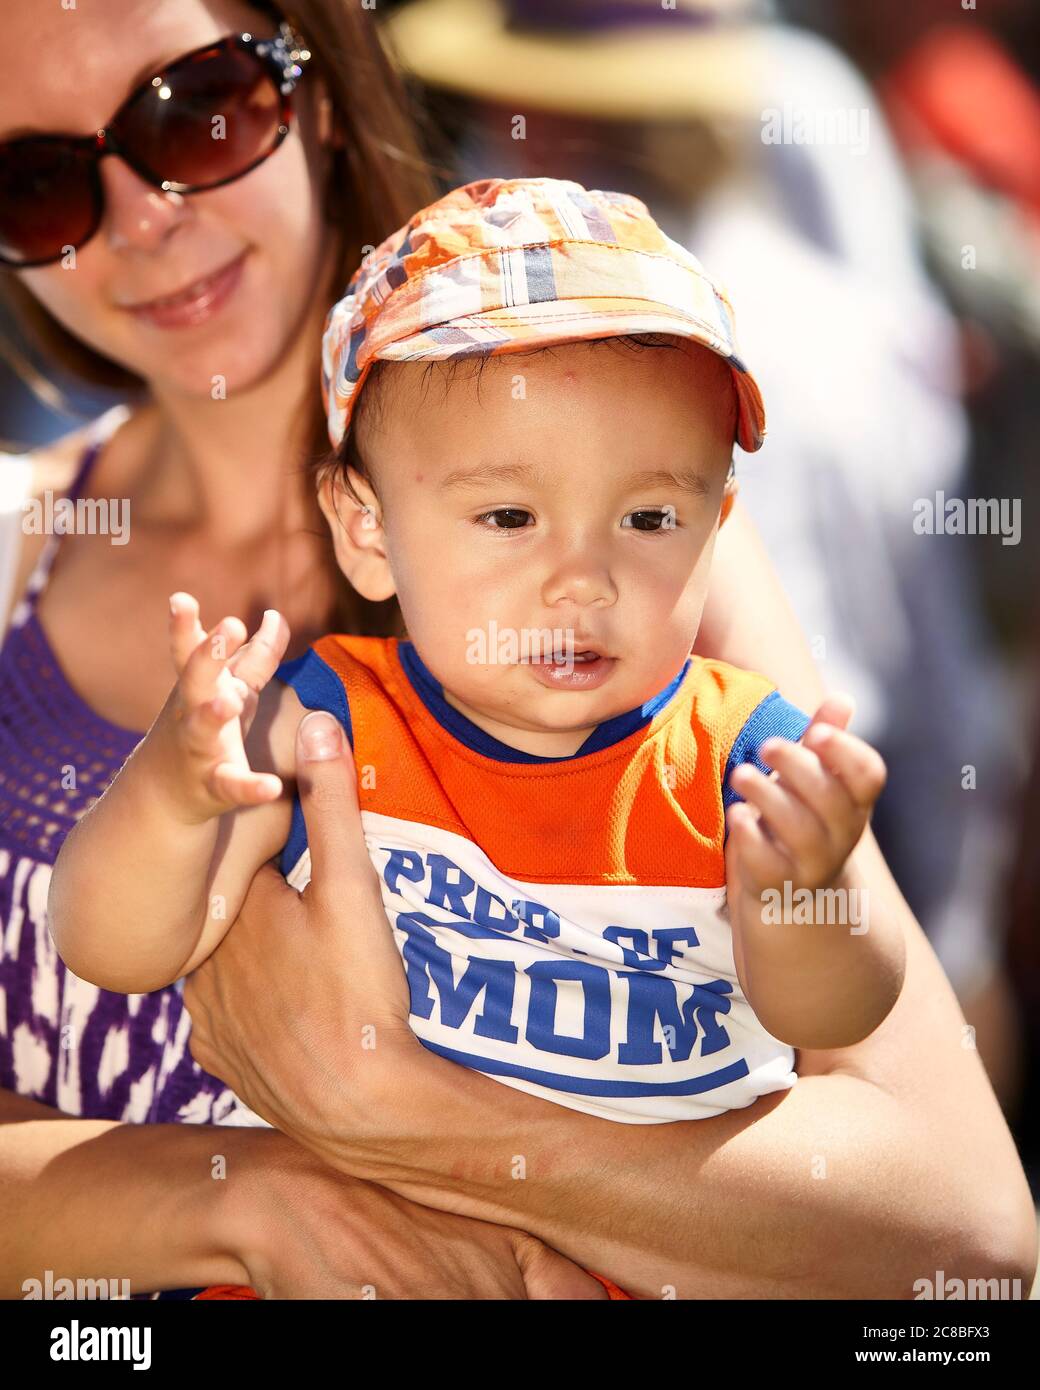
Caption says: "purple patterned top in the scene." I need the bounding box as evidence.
[0,438,246,1126]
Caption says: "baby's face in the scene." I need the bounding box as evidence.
[329,339,737,756]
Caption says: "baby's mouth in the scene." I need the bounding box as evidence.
[521,646,618,689]
[525,649,602,666]
[521,636,611,665]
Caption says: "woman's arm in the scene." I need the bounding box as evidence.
[0,1086,248,1297]
[0,1087,601,1299]
[185,506,1036,1297]
[335,832,1036,1299]
[697,497,827,710]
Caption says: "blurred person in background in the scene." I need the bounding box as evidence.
[786,0,1040,637]
[785,0,1040,1185]
[383,0,1026,1112]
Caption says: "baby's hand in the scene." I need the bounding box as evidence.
[158,592,291,823]
[725,696,886,901]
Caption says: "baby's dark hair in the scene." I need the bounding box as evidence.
[316,332,737,506]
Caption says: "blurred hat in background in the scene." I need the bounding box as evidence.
[383,0,772,120]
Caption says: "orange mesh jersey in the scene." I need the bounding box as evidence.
[276,636,810,1124]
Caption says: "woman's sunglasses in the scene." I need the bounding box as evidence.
[0,21,311,268]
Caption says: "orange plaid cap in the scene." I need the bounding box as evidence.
[321,176,766,453]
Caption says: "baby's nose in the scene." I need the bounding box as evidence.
[541,558,618,609]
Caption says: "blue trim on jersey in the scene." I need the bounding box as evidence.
[397,639,691,763]
[722,691,812,820]
[418,1038,750,1096]
[577,660,691,754]
[275,650,354,877]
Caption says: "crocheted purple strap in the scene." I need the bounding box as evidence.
[67,439,103,502]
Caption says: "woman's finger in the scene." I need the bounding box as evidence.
[294,712,368,889]
[294,711,407,1002]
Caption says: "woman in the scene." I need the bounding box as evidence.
[0,0,601,1300]
[0,0,1033,1298]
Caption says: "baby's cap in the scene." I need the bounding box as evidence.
[321,176,765,453]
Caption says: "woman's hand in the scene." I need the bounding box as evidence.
[223,1131,607,1300]
[182,710,461,1179]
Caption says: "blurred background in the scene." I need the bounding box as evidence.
[3,0,1039,1270]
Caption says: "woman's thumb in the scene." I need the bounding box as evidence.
[294,710,409,1000]
[295,710,370,894]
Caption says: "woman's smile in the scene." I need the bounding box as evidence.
[119,248,250,329]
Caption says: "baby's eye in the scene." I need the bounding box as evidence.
[474,508,533,530]
[622,508,675,532]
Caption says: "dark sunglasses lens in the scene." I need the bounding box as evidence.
[0,140,98,266]
[116,44,284,191]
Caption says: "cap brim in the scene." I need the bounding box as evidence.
[372,297,766,451]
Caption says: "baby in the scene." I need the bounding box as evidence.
[50,178,901,1125]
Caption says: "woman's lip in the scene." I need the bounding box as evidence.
[121,251,248,328]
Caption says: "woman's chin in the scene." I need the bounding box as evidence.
[119,336,288,401]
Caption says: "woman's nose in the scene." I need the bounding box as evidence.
[100,155,187,254]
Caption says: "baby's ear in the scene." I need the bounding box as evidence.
[317,469,396,602]
[719,465,739,527]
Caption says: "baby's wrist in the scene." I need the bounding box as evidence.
[137,713,224,829]
[732,857,857,934]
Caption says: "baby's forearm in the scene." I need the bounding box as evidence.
[49,732,220,993]
[730,851,906,1049]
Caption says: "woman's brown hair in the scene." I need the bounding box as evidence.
[0,0,440,633]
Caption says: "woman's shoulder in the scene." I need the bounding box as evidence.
[2,422,86,495]
[7,401,140,492]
